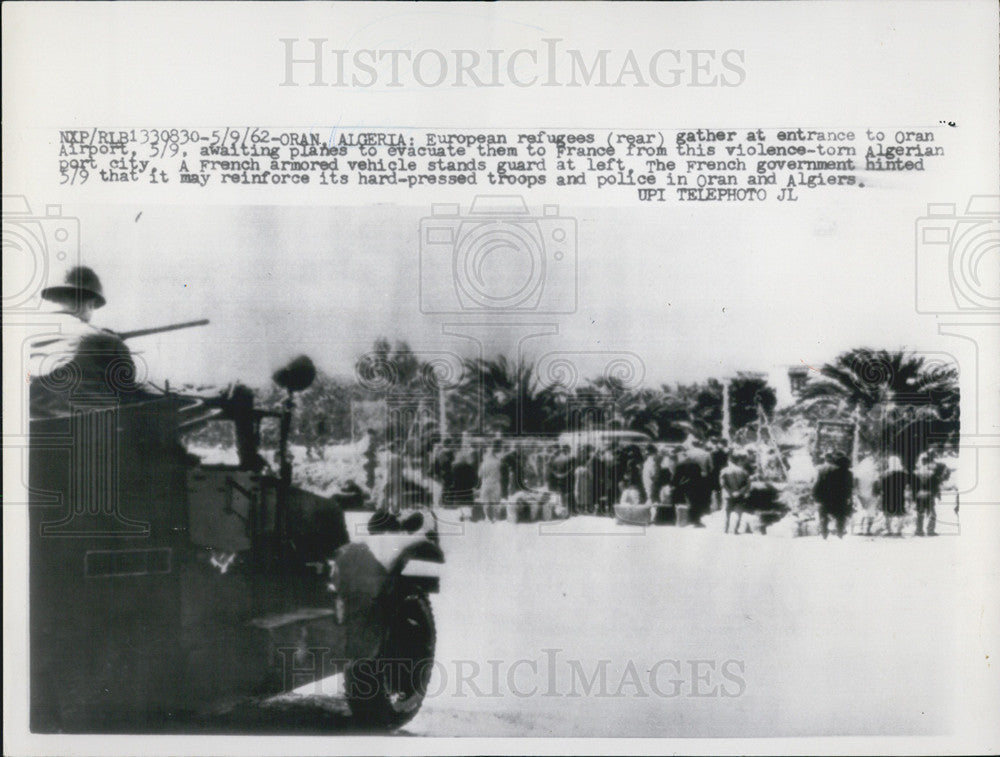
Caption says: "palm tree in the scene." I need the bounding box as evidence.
[797,348,959,469]
[575,379,724,442]
[457,355,565,435]
[615,387,664,438]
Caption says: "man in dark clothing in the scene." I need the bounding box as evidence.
[28,266,208,492]
[548,444,574,513]
[912,450,948,536]
[591,446,616,516]
[875,456,909,537]
[363,428,378,494]
[543,443,559,490]
[306,416,328,460]
[813,453,854,538]
[720,452,751,534]
[28,266,141,420]
[673,441,714,526]
[449,446,479,512]
[430,438,456,506]
[499,442,520,499]
[710,438,730,511]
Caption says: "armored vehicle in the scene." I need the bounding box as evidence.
[29,355,443,731]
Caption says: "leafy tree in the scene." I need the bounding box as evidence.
[573,375,772,442]
[616,387,665,438]
[797,348,959,469]
[729,372,777,431]
[686,380,725,439]
[458,355,565,435]
[650,388,699,442]
[355,337,428,396]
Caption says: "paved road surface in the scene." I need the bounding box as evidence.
[251,504,975,737]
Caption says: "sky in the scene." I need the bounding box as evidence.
[50,193,965,409]
[5,0,994,409]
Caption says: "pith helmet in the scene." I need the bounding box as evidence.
[41,266,106,308]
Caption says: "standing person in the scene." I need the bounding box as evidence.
[382,438,404,516]
[720,451,752,534]
[574,446,595,515]
[547,444,573,513]
[669,447,687,508]
[591,445,615,516]
[652,448,676,524]
[673,439,714,526]
[450,442,479,517]
[659,447,678,498]
[363,428,379,495]
[852,454,881,535]
[499,440,520,500]
[613,445,630,494]
[524,445,545,490]
[305,420,316,461]
[28,266,141,420]
[710,438,731,511]
[625,444,645,500]
[314,416,327,460]
[911,450,947,536]
[305,415,327,461]
[477,438,505,521]
[543,443,559,491]
[813,453,854,539]
[874,455,909,536]
[641,444,662,505]
[430,436,456,507]
[562,444,578,513]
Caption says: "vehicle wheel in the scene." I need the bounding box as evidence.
[346,591,436,730]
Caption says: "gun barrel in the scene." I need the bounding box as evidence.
[118,319,209,340]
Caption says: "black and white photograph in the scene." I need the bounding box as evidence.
[3,2,999,755]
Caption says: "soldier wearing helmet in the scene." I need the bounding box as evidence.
[28,266,139,419]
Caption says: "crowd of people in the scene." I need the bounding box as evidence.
[426,436,725,526]
[841,449,953,539]
[372,431,955,539]
[373,434,766,528]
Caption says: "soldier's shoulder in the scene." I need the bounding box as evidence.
[78,329,129,350]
